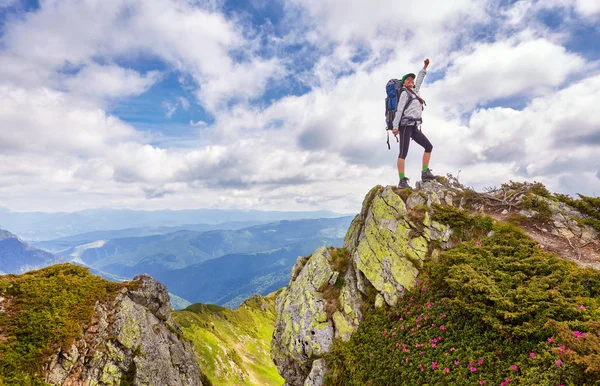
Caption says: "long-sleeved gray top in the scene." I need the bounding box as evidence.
[392,68,427,129]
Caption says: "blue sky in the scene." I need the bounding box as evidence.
[0,0,599,213]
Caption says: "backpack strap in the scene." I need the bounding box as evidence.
[406,87,426,106]
[397,88,415,125]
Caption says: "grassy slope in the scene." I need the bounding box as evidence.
[174,293,284,386]
[325,212,600,385]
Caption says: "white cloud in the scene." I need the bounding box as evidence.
[462,73,600,194]
[0,85,139,156]
[0,0,284,111]
[428,36,587,109]
[63,64,162,102]
[0,0,598,214]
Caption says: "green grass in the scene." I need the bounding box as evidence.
[0,264,125,385]
[173,294,284,386]
[325,223,600,385]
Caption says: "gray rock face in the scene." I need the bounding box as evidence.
[45,276,203,386]
[272,184,456,386]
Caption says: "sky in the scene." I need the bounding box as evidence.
[0,0,599,214]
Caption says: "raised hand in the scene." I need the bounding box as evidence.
[424,58,430,69]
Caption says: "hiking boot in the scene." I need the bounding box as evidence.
[421,168,439,183]
[398,177,412,189]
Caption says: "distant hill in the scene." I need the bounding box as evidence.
[155,238,341,308]
[0,207,350,241]
[0,229,63,274]
[30,220,265,253]
[56,216,354,279]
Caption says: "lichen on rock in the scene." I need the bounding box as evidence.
[272,183,457,386]
[45,275,204,386]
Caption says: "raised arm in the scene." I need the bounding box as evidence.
[415,58,430,92]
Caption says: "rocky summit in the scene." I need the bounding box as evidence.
[271,179,600,386]
[0,265,205,385]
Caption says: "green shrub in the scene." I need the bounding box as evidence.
[325,224,600,385]
[431,204,493,242]
[521,194,553,220]
[555,193,600,232]
[501,181,552,198]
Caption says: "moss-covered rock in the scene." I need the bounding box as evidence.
[0,265,204,386]
[272,183,460,386]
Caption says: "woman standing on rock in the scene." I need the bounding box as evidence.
[392,58,439,189]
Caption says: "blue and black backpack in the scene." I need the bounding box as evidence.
[385,79,413,149]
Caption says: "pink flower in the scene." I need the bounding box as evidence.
[511,365,518,371]
[402,346,407,353]
[479,381,485,385]
[470,367,477,372]
[444,367,449,373]
[432,343,437,348]
[396,343,400,347]
[579,305,586,310]
[555,359,563,367]
[440,325,446,330]
[450,347,455,351]
[559,345,565,351]
[369,353,374,357]
[405,357,409,363]
[454,360,460,366]
[478,359,484,365]
[432,362,438,370]
[501,379,511,386]
[400,325,405,330]
[476,241,482,246]
[529,352,535,359]
[547,337,554,343]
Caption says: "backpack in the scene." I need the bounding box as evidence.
[385,79,417,129]
[384,79,413,149]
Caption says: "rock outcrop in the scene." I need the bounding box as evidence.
[44,274,204,386]
[271,181,599,386]
[271,184,455,385]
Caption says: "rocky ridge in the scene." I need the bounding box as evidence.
[44,274,204,386]
[271,180,599,386]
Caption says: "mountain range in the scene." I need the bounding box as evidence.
[0,215,353,307]
[0,207,349,241]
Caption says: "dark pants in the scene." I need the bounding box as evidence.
[398,124,433,159]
